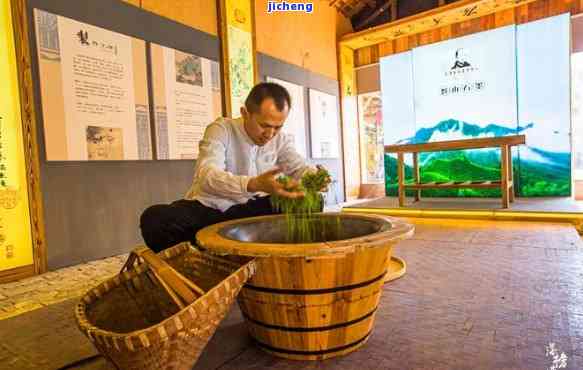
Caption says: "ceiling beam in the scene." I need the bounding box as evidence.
[354,0,394,31]
[340,0,537,50]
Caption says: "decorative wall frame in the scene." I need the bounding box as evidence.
[0,0,47,282]
[217,0,258,118]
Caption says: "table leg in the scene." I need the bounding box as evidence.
[397,153,405,207]
[413,152,420,202]
[507,146,515,203]
[500,145,509,208]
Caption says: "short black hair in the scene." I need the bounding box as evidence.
[245,82,291,114]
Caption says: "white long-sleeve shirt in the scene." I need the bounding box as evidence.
[185,117,314,212]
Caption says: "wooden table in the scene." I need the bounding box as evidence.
[385,135,526,208]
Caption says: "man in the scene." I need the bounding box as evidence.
[140,82,324,252]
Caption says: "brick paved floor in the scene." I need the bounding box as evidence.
[0,254,127,320]
[1,218,582,370]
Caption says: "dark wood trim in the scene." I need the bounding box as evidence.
[250,0,259,85]
[10,0,47,275]
[0,264,35,284]
[385,135,526,153]
[217,0,231,117]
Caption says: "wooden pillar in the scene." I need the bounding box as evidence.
[500,145,510,208]
[8,0,47,276]
[412,152,420,202]
[397,152,405,207]
[338,44,360,201]
[507,146,515,202]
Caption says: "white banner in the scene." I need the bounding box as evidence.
[413,25,517,139]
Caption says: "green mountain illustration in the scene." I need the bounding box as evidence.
[386,119,571,197]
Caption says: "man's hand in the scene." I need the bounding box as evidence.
[315,165,332,192]
[248,167,305,199]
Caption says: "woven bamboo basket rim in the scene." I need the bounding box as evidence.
[196,212,414,257]
[75,243,255,352]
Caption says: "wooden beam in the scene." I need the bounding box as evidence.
[404,181,503,189]
[355,0,392,30]
[385,135,526,153]
[340,0,538,49]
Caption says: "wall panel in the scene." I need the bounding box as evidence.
[26,0,220,269]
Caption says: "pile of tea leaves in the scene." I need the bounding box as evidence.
[271,167,340,243]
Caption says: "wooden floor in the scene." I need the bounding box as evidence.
[2,218,583,370]
[210,218,583,370]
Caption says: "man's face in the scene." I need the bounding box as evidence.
[242,98,289,146]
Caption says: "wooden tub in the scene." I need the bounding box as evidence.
[196,213,414,360]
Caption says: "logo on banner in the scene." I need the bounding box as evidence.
[446,48,478,75]
[440,48,485,96]
[451,48,472,70]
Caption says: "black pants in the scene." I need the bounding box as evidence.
[140,196,280,252]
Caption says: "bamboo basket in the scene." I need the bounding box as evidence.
[75,243,255,370]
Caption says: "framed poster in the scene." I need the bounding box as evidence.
[150,43,222,159]
[358,92,384,184]
[219,0,257,118]
[0,0,34,272]
[309,89,340,159]
[266,76,307,157]
[34,9,152,161]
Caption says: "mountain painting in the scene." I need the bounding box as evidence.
[384,119,571,197]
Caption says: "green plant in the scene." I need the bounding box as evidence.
[271,167,338,243]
